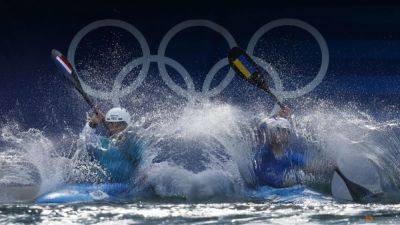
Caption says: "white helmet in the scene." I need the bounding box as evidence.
[265,117,291,130]
[259,117,291,133]
[105,107,131,124]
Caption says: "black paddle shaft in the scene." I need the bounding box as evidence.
[69,71,99,114]
[51,49,109,131]
[69,71,110,131]
[250,75,284,108]
[228,47,284,108]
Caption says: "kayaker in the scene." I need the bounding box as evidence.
[253,106,305,188]
[82,107,145,184]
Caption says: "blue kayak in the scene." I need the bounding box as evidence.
[35,183,131,204]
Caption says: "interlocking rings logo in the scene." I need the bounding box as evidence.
[67,19,329,112]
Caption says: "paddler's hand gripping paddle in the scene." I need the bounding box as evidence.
[51,49,110,132]
[228,47,284,108]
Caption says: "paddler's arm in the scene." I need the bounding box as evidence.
[82,110,110,160]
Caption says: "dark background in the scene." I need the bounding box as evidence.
[1,0,399,133]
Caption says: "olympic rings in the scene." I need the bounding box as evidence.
[247,18,329,99]
[157,20,237,99]
[67,18,329,108]
[67,19,151,105]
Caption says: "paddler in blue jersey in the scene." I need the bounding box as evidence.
[227,47,305,189]
[82,107,145,184]
[253,106,305,188]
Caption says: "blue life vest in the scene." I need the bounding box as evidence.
[253,146,305,188]
[86,127,145,184]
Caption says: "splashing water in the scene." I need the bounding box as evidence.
[1,100,400,203]
[293,101,400,202]
[140,101,257,200]
[0,122,105,202]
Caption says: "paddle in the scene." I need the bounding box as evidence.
[331,167,379,203]
[227,47,377,202]
[51,49,110,131]
[228,47,284,108]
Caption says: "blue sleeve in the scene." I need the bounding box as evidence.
[289,151,306,167]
